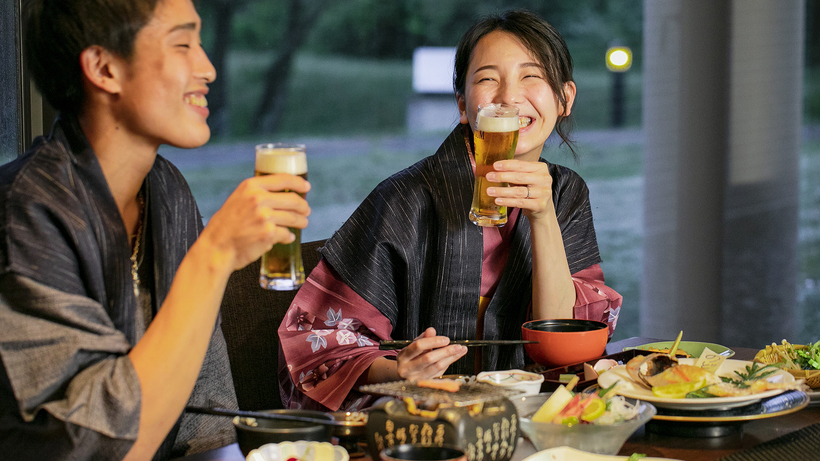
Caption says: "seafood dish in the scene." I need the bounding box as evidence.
[599,356,803,410]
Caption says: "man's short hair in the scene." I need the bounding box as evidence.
[23,0,160,116]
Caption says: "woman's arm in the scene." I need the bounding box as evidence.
[486,160,576,320]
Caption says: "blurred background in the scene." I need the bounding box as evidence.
[1,0,818,345]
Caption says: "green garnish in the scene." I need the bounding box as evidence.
[627,454,647,460]
[720,362,778,388]
[598,380,620,398]
[686,388,718,398]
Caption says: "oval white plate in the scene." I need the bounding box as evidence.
[521,446,680,461]
[246,441,349,461]
[597,358,794,410]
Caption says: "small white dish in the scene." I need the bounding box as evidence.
[477,369,544,396]
[246,441,349,461]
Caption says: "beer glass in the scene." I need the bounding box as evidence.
[255,143,308,290]
[469,103,520,227]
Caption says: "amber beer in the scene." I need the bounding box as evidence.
[469,103,519,227]
[255,143,308,290]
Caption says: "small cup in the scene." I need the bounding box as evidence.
[380,444,467,461]
[477,369,545,396]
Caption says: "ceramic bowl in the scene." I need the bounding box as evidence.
[379,444,467,461]
[476,369,544,396]
[521,319,608,367]
[233,409,333,456]
[511,393,656,455]
[246,441,349,461]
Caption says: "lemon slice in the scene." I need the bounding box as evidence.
[581,397,606,422]
[652,378,707,399]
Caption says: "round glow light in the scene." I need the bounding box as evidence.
[606,46,633,72]
[609,50,629,67]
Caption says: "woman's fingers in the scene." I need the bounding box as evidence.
[396,329,468,380]
[485,159,552,213]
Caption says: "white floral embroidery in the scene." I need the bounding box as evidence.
[307,333,328,352]
[325,308,342,326]
[338,318,361,330]
[337,330,357,345]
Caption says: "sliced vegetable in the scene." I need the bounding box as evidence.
[581,396,606,422]
[531,385,574,423]
[652,378,707,399]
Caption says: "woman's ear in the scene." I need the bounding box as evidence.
[457,93,469,125]
[561,81,577,117]
[79,45,123,95]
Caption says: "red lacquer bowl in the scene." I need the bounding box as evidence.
[521,319,608,367]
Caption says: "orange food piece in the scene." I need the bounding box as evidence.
[417,379,462,392]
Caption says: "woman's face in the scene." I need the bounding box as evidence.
[458,30,575,162]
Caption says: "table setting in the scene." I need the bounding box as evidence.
[174,331,820,461]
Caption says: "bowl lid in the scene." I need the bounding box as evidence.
[359,380,523,407]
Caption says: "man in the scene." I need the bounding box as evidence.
[0,0,310,458]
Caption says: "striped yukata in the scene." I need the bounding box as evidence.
[0,115,237,460]
[279,124,621,411]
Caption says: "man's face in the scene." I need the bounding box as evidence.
[115,0,216,149]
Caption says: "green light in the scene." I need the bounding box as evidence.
[606,46,632,72]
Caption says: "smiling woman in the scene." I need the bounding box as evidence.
[277,10,622,413]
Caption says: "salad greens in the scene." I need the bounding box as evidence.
[771,340,820,371]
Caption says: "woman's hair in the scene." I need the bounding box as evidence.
[453,9,577,156]
[24,0,160,116]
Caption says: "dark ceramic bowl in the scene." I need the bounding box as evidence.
[380,444,467,461]
[521,319,608,367]
[233,409,333,456]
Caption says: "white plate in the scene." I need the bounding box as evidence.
[521,446,680,461]
[245,441,348,461]
[597,359,794,410]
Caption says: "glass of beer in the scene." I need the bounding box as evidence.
[469,103,520,227]
[255,143,308,290]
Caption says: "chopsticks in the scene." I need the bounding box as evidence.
[185,406,346,426]
[379,339,538,350]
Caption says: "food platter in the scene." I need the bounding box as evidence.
[597,359,794,410]
[624,341,735,358]
[650,389,809,422]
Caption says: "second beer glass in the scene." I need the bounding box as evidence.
[255,143,308,290]
[469,103,520,227]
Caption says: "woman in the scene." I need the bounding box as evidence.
[279,9,620,412]
[0,0,309,459]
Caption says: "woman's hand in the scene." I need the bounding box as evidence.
[396,328,468,380]
[200,173,311,271]
[485,159,554,222]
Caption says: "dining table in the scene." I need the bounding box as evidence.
[174,337,820,461]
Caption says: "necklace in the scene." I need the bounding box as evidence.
[130,191,145,297]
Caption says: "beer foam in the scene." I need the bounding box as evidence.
[476,109,519,133]
[255,147,307,175]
